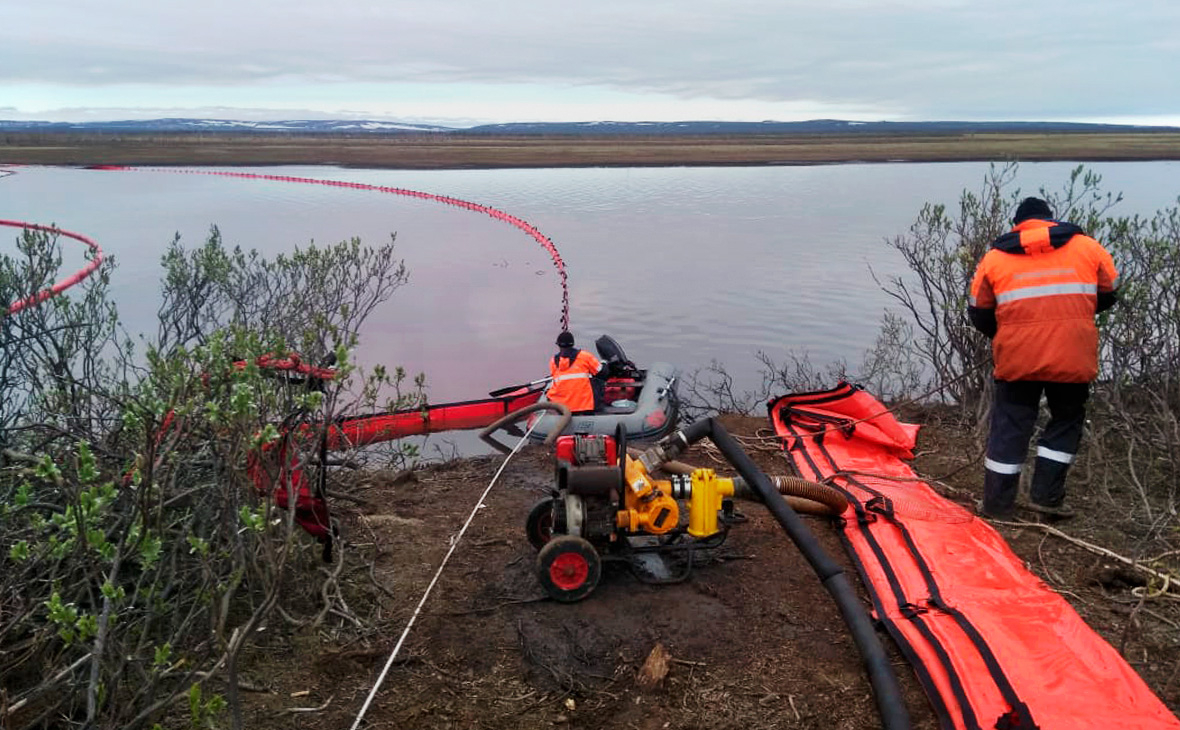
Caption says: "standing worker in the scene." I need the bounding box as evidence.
[546,331,605,414]
[968,197,1119,519]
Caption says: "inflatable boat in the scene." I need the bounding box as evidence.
[525,336,679,443]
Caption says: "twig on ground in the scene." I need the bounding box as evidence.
[514,692,554,716]
[313,542,350,628]
[1036,533,1067,586]
[1,652,92,718]
[326,489,367,504]
[352,517,398,604]
[1118,592,1148,657]
[286,694,334,713]
[445,596,548,616]
[991,519,1180,594]
[670,658,707,667]
[496,690,537,703]
[788,694,802,721]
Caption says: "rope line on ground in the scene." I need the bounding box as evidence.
[348,419,541,730]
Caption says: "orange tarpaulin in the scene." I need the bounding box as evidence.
[769,382,1179,730]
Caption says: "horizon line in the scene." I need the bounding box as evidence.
[4,117,1180,130]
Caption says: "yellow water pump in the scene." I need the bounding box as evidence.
[525,431,745,602]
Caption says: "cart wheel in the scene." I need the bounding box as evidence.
[526,498,557,550]
[536,535,601,603]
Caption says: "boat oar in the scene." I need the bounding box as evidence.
[488,377,552,398]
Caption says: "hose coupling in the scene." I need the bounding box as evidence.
[637,431,690,473]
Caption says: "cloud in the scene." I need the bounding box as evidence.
[3,0,1179,123]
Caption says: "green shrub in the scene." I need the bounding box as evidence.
[1,225,418,729]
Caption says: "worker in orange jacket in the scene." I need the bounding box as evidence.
[967,200,1113,518]
[968,197,1119,519]
[546,331,605,414]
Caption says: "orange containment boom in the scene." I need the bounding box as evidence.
[768,382,1180,730]
[2,219,104,315]
[250,384,545,543]
[323,386,544,449]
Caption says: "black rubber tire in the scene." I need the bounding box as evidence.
[536,535,601,603]
[526,498,557,550]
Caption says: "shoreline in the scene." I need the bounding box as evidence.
[5,131,1180,169]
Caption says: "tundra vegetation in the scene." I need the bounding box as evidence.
[1,229,422,728]
[5,131,1180,168]
[2,163,1178,728]
[684,162,1179,597]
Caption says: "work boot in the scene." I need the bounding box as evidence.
[1019,499,1076,521]
[981,470,1019,518]
[976,498,1013,520]
[1029,456,1070,508]
[1026,457,1075,520]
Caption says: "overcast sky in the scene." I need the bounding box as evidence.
[4,0,1179,127]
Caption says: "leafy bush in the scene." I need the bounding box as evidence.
[866,162,1124,416]
[680,162,1178,543]
[866,162,1178,536]
[1,226,417,729]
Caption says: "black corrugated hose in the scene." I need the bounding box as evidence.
[671,418,912,730]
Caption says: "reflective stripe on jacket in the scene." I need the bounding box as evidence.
[969,219,1118,382]
[547,348,601,412]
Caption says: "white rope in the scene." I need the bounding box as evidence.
[348,422,540,730]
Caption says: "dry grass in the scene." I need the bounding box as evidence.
[4,132,1180,168]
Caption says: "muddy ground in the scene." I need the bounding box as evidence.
[232,411,1180,729]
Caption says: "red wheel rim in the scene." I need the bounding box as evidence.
[549,552,589,590]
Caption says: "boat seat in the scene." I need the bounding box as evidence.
[598,400,638,415]
[598,406,637,415]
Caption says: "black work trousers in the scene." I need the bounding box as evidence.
[983,379,1090,515]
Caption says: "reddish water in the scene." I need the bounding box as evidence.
[4,162,1176,411]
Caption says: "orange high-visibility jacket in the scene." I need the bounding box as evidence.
[547,349,602,412]
[969,219,1118,382]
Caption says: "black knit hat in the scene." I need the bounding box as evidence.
[1013,197,1054,224]
[556,331,575,347]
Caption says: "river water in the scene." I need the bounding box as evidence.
[3,161,1178,418]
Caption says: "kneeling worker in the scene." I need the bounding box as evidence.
[547,331,605,414]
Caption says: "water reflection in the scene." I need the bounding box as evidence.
[3,161,1177,416]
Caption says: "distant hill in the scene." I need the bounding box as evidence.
[0,118,454,134]
[1,118,1177,136]
[464,119,1180,135]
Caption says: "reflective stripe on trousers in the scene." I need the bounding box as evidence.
[986,380,1089,508]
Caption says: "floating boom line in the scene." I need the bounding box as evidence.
[88,165,571,330]
[2,219,105,316]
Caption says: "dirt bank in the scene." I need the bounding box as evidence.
[226,411,1179,730]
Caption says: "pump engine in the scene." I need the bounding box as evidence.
[526,428,742,602]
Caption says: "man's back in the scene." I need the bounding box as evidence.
[970,218,1117,382]
[547,333,602,413]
